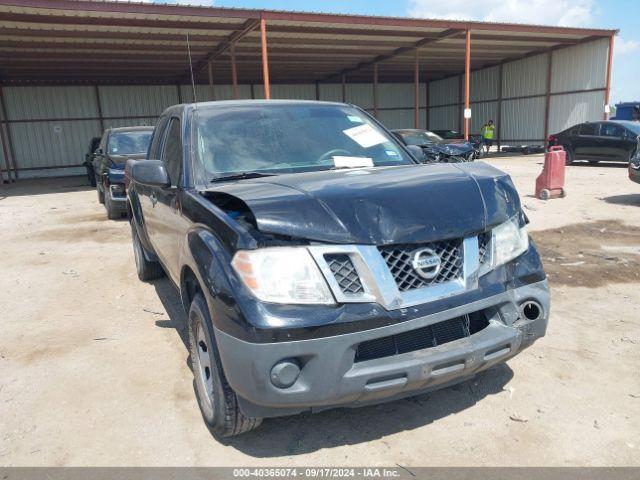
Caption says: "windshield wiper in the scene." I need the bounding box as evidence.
[210,171,277,183]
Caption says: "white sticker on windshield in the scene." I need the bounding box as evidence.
[347,115,364,123]
[333,156,374,169]
[343,124,387,148]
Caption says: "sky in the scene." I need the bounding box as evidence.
[154,0,638,104]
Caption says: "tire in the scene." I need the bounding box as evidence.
[188,293,262,437]
[105,192,120,220]
[560,187,567,198]
[131,222,164,281]
[97,183,105,204]
[564,147,574,165]
[539,189,550,200]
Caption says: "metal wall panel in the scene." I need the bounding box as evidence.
[470,101,497,135]
[180,84,252,103]
[99,85,179,117]
[501,97,546,141]
[471,66,499,102]
[551,38,608,93]
[429,76,459,106]
[257,84,316,100]
[549,90,605,134]
[4,86,98,120]
[429,105,459,130]
[346,84,374,109]
[318,84,342,103]
[9,120,102,170]
[377,108,427,130]
[103,117,157,129]
[502,53,548,98]
[378,83,426,108]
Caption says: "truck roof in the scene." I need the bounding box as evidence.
[161,99,350,117]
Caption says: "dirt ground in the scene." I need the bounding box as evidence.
[1,155,639,467]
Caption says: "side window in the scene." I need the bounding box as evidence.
[149,117,168,159]
[578,123,598,136]
[600,123,625,138]
[159,118,182,187]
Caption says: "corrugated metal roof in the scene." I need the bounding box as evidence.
[0,0,616,85]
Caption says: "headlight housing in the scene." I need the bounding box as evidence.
[231,247,335,305]
[491,216,529,267]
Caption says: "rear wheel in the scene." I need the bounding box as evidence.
[188,293,262,437]
[564,147,574,165]
[539,189,551,200]
[131,222,164,281]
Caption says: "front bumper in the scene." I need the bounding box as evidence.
[215,279,549,418]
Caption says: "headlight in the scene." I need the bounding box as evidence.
[491,216,529,267]
[231,247,335,305]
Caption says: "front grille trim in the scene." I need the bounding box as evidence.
[378,239,464,292]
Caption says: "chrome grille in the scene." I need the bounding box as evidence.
[378,239,463,292]
[325,254,364,294]
[478,232,492,266]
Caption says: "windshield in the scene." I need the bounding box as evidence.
[397,130,443,146]
[107,131,152,156]
[191,103,414,183]
[434,130,459,139]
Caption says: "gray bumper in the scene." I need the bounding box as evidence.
[215,280,549,418]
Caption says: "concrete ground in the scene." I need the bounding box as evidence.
[1,155,639,466]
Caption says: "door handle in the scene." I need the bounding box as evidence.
[150,193,157,207]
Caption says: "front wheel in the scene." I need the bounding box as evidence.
[188,293,262,437]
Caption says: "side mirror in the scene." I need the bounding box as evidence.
[406,144,426,163]
[128,159,170,188]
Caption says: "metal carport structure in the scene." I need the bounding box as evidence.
[0,0,617,182]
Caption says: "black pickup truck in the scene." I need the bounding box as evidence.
[126,100,549,437]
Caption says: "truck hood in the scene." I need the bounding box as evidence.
[204,162,521,245]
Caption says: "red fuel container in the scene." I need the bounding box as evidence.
[535,146,567,200]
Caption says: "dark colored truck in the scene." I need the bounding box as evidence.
[93,126,153,219]
[126,100,549,437]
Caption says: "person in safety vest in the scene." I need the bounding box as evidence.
[481,120,495,156]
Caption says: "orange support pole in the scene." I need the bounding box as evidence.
[230,43,238,100]
[604,34,615,120]
[342,74,346,103]
[464,29,471,140]
[260,16,271,100]
[373,62,379,118]
[414,48,420,128]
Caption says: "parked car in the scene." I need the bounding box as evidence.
[83,136,101,187]
[431,129,484,158]
[93,126,153,219]
[629,138,640,184]
[393,129,475,162]
[127,100,549,437]
[548,120,640,165]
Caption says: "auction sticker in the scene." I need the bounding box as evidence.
[343,124,387,148]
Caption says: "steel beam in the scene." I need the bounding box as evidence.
[604,34,615,120]
[414,48,420,128]
[260,15,271,100]
[464,29,471,140]
[373,62,379,118]
[230,43,238,99]
[0,85,18,180]
[543,51,553,146]
[208,60,215,100]
[321,28,463,82]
